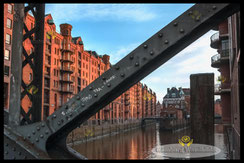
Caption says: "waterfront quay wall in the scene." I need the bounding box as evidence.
[67,119,155,145]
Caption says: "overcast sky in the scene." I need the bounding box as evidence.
[45,3,220,103]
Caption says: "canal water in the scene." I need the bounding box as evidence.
[71,123,228,159]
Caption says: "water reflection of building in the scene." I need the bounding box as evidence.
[161,87,190,120]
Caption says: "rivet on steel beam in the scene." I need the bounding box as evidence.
[6,143,9,146]
[180,29,185,33]
[36,138,39,142]
[195,17,200,22]
[94,94,98,97]
[164,40,169,44]
[12,147,16,151]
[102,77,106,80]
[69,113,72,117]
[129,55,134,60]
[36,127,40,131]
[212,6,217,10]
[173,22,178,26]
[58,121,61,125]
[28,134,31,138]
[5,151,8,155]
[40,134,44,138]
[158,33,163,38]
[143,44,148,49]
[41,123,45,127]
[89,86,93,90]
[115,66,120,70]
[32,130,35,135]
[135,62,139,67]
[76,96,80,100]
[45,130,49,135]
[188,11,193,15]
[65,105,68,110]
[107,83,111,87]
[18,152,22,155]
[81,103,85,107]
[150,51,154,56]
[53,114,57,119]
[120,73,125,77]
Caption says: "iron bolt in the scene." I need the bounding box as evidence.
[36,127,40,131]
[81,103,85,107]
[36,138,39,142]
[180,29,184,33]
[150,51,154,55]
[212,6,217,10]
[120,73,125,77]
[143,44,148,48]
[107,83,111,87]
[89,86,93,90]
[40,134,44,138]
[41,123,45,127]
[174,22,178,26]
[129,55,134,60]
[164,40,169,44]
[76,96,80,100]
[158,33,163,38]
[135,62,139,67]
[115,66,120,70]
[102,77,106,80]
[94,94,98,97]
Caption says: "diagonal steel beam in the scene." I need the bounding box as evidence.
[4,3,239,159]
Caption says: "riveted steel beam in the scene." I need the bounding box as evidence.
[6,3,239,159]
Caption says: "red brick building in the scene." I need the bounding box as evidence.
[210,19,231,124]
[210,11,240,159]
[3,3,14,110]
[161,87,190,120]
[3,4,157,124]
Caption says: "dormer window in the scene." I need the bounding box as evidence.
[47,19,54,25]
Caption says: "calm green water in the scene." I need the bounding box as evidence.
[71,123,228,159]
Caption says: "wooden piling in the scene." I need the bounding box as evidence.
[190,73,214,146]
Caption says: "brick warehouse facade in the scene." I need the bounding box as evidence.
[210,12,240,159]
[161,87,190,120]
[3,4,157,124]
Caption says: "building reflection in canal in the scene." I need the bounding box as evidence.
[71,123,228,159]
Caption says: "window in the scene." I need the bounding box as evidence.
[7,18,12,29]
[6,34,11,44]
[29,73,32,81]
[8,4,13,14]
[4,49,10,60]
[4,66,9,76]
[31,23,34,29]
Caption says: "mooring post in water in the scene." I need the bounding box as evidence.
[190,73,214,146]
